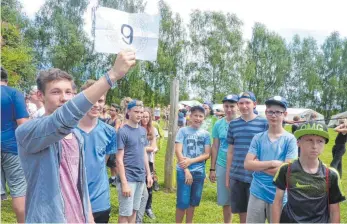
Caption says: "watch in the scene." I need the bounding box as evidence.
[210,169,215,171]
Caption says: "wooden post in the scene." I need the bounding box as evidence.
[164,78,179,191]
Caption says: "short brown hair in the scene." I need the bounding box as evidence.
[37,68,74,93]
[80,79,96,91]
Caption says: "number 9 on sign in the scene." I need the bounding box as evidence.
[121,24,133,45]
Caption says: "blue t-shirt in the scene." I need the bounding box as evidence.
[117,125,149,182]
[227,116,268,183]
[175,126,211,172]
[248,131,298,203]
[212,117,231,168]
[77,120,117,212]
[1,86,29,155]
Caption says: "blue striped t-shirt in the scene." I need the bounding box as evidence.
[227,116,268,183]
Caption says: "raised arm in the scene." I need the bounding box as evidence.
[16,51,136,154]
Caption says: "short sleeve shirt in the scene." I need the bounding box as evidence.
[77,120,117,212]
[248,131,298,203]
[273,160,346,223]
[212,118,231,168]
[1,86,29,154]
[117,125,149,182]
[227,116,268,183]
[175,126,211,173]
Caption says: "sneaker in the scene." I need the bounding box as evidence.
[153,180,159,191]
[109,177,117,187]
[145,209,156,219]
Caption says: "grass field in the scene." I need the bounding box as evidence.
[1,126,346,223]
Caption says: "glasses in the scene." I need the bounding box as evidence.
[266,110,284,117]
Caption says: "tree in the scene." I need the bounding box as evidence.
[242,23,291,104]
[188,10,244,102]
[319,32,346,118]
[286,35,322,108]
[1,0,36,89]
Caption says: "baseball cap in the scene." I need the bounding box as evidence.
[127,100,143,110]
[294,121,329,144]
[222,94,239,103]
[265,96,288,110]
[203,101,213,110]
[239,91,256,102]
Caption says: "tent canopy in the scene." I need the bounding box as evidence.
[328,111,347,127]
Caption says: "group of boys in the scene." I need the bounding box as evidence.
[175,92,345,223]
[1,48,346,224]
[1,50,156,223]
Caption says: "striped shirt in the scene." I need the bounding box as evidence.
[227,116,268,183]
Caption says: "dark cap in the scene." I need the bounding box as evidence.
[265,96,288,110]
[222,94,239,103]
[239,91,256,102]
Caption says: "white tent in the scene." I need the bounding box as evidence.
[328,111,347,127]
[179,100,202,109]
[255,105,324,122]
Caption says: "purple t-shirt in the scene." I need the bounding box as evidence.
[60,135,85,223]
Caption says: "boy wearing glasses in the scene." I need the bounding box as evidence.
[244,96,298,223]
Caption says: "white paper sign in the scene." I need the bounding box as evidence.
[94,7,160,61]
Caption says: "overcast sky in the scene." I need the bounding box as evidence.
[21,0,347,45]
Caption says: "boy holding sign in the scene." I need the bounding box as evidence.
[15,50,135,223]
[175,106,211,223]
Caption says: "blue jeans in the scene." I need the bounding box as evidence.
[176,170,205,209]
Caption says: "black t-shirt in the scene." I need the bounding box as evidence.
[291,124,299,134]
[335,132,347,145]
[273,159,345,223]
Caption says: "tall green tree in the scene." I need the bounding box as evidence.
[286,35,322,108]
[242,23,291,104]
[188,10,244,102]
[1,0,36,89]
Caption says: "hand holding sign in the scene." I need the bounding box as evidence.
[108,50,136,81]
[94,7,160,61]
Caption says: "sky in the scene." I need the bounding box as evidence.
[21,0,347,45]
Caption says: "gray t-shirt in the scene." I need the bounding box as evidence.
[117,125,149,182]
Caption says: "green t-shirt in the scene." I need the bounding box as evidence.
[211,117,231,167]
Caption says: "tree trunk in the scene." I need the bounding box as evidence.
[164,78,179,191]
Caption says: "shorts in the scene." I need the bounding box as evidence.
[246,194,272,223]
[93,208,111,223]
[106,154,116,168]
[178,120,184,127]
[116,177,145,217]
[1,152,26,197]
[176,170,205,209]
[216,164,231,206]
[155,116,160,121]
[229,178,250,213]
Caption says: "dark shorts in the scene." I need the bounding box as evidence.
[155,116,160,121]
[178,120,184,127]
[106,154,116,168]
[93,208,111,223]
[229,178,250,213]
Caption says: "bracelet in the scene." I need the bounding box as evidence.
[210,169,215,171]
[105,72,116,89]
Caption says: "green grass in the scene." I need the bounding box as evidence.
[1,127,346,223]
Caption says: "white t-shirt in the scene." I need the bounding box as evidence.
[147,127,159,163]
[31,107,45,118]
[154,107,161,117]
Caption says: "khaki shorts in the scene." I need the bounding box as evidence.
[1,152,27,198]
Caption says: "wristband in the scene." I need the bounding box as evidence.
[210,169,215,171]
[105,72,116,89]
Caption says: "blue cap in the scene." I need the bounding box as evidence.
[127,100,138,110]
[222,94,239,103]
[239,91,256,102]
[203,101,213,110]
[265,96,288,110]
